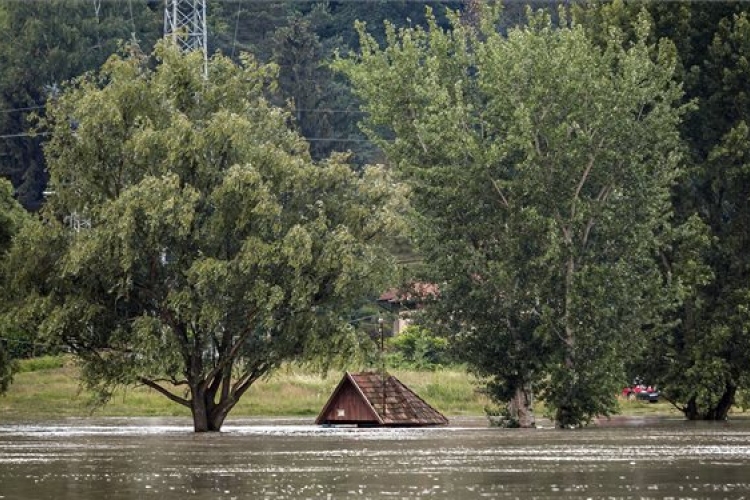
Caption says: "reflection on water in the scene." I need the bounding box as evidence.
[1,417,749,499]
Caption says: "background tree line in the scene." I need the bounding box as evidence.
[1,1,750,430]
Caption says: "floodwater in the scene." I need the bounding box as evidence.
[1,417,750,499]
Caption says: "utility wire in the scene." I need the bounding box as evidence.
[231,0,243,59]
[307,137,377,143]
[0,105,45,115]
[0,132,48,140]
[222,0,466,3]
[0,131,374,142]
[0,105,366,115]
[0,336,47,348]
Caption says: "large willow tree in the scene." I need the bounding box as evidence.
[7,42,402,432]
[337,8,686,427]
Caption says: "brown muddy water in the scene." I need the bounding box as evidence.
[1,416,749,499]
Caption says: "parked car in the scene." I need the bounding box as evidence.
[622,381,660,403]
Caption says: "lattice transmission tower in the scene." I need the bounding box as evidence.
[163,0,208,76]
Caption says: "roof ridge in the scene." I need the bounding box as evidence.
[389,374,449,424]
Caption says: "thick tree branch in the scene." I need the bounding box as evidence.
[202,307,259,388]
[582,185,613,247]
[231,363,269,400]
[208,363,270,419]
[138,377,190,407]
[490,176,510,209]
[554,211,572,245]
[571,138,606,221]
[220,326,232,402]
[145,377,190,387]
[160,308,191,368]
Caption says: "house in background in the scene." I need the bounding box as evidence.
[377,282,439,335]
[315,371,449,427]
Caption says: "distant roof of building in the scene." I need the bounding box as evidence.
[316,371,449,426]
[377,282,439,307]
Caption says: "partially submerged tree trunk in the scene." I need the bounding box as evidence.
[555,405,576,429]
[191,387,214,433]
[507,384,535,428]
[682,383,736,421]
[191,387,232,432]
[556,254,577,429]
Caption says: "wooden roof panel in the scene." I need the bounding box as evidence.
[341,372,449,426]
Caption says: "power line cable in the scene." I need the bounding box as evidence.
[0,336,48,348]
[231,0,243,59]
[0,132,49,140]
[221,0,466,3]
[0,105,45,115]
[0,130,379,143]
[127,0,137,41]
[0,105,365,116]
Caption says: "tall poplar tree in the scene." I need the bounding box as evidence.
[576,1,750,421]
[337,7,686,427]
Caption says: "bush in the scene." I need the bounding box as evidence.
[17,355,66,373]
[387,326,450,370]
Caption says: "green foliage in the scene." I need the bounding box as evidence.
[0,323,38,359]
[16,355,66,373]
[387,325,449,370]
[7,41,404,431]
[338,7,686,427]
[0,0,160,211]
[1,364,489,419]
[0,339,14,394]
[576,2,750,420]
[0,178,32,393]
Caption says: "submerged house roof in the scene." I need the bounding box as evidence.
[315,371,449,426]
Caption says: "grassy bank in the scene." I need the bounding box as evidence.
[0,357,491,420]
[4,356,714,422]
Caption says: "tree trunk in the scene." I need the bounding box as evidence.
[190,385,236,432]
[684,396,699,421]
[507,384,535,428]
[191,387,212,432]
[190,387,223,432]
[555,405,575,429]
[683,383,736,421]
[556,254,577,429]
[709,384,736,420]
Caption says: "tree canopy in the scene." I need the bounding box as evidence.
[6,41,404,431]
[574,0,750,421]
[3,1,750,426]
[0,178,31,393]
[337,7,686,427]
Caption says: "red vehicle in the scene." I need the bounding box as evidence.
[622,381,660,403]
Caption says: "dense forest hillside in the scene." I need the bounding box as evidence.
[0,0,547,211]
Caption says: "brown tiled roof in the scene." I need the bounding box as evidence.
[377,282,439,304]
[318,371,448,426]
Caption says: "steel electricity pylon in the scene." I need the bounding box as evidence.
[163,0,208,76]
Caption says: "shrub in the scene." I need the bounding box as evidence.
[387,326,450,370]
[17,355,66,373]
